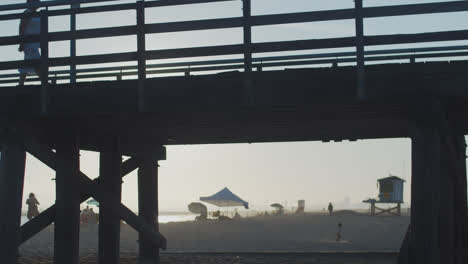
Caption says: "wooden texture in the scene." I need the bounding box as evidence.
[22,139,166,249]
[355,0,365,100]
[40,10,49,115]
[19,140,138,244]
[70,3,79,84]
[0,137,26,264]
[408,100,468,264]
[138,157,160,263]
[53,133,80,264]
[137,0,147,112]
[242,0,253,105]
[98,138,122,264]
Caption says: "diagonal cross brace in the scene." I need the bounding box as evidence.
[20,139,166,249]
[19,155,138,244]
[374,205,400,216]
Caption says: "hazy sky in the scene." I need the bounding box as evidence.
[1,0,467,213]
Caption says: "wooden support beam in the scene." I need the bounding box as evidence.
[242,0,254,105]
[398,225,411,264]
[53,133,80,264]
[355,0,365,100]
[98,139,122,264]
[411,120,441,264]
[23,139,166,249]
[138,157,160,263]
[408,99,468,264]
[137,0,147,112]
[0,137,26,264]
[19,141,138,244]
[79,171,167,249]
[40,9,49,115]
[70,3,79,84]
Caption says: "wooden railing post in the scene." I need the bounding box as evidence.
[243,0,254,105]
[40,9,49,114]
[355,0,365,100]
[136,1,146,112]
[70,2,79,84]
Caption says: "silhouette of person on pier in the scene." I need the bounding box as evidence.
[18,0,41,86]
[26,193,40,220]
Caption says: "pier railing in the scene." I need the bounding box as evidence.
[1,0,468,112]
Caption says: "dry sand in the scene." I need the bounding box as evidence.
[18,212,408,263]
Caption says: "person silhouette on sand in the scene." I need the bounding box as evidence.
[328,202,334,216]
[26,193,40,220]
[336,222,343,242]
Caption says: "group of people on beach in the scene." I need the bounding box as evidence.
[80,206,98,224]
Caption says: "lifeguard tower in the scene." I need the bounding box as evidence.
[363,175,405,216]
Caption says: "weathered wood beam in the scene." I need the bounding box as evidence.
[53,133,80,264]
[138,157,160,263]
[23,139,166,249]
[355,0,365,100]
[79,172,167,249]
[98,139,122,264]
[0,137,26,264]
[409,99,468,264]
[19,140,138,244]
[137,0,147,112]
[398,225,411,264]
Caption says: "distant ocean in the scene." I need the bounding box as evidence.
[21,213,196,225]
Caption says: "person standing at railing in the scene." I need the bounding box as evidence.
[18,0,41,86]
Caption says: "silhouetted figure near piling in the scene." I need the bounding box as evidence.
[336,222,342,242]
[18,0,41,86]
[328,202,333,216]
[26,192,40,220]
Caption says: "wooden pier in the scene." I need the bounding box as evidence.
[0,1,467,264]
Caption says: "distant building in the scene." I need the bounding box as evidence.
[378,175,405,203]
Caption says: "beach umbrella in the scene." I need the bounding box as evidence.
[200,187,249,209]
[86,199,99,207]
[270,203,283,209]
[188,202,207,214]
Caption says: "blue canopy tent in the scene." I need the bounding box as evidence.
[200,187,249,209]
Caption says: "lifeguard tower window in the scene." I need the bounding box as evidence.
[380,182,393,193]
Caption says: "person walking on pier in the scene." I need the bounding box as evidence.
[26,193,40,220]
[18,0,41,86]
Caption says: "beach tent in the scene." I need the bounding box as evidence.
[86,199,99,207]
[270,203,283,209]
[200,187,249,209]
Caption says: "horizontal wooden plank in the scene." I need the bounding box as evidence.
[363,1,468,18]
[2,1,468,45]
[365,30,468,46]
[0,0,234,21]
[146,17,242,34]
[146,44,243,60]
[144,0,234,8]
[0,0,118,12]
[1,0,468,24]
[251,9,355,26]
[50,52,138,67]
[1,30,468,71]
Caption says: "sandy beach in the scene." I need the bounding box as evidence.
[18,211,408,263]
